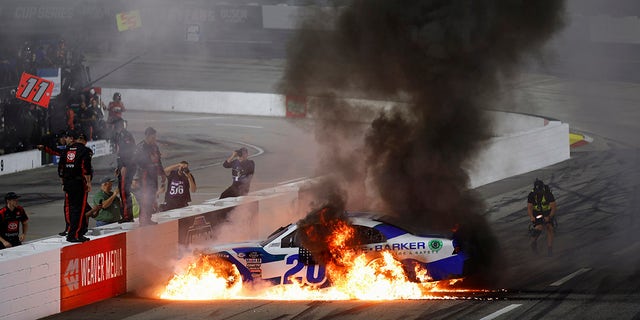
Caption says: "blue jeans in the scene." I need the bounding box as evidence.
[95,220,113,227]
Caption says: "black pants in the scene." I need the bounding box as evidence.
[219,182,249,199]
[0,237,21,249]
[139,170,158,224]
[64,180,89,240]
[118,165,134,220]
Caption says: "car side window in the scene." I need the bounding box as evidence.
[353,225,386,244]
[281,229,299,248]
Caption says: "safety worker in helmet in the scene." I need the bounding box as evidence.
[527,179,557,256]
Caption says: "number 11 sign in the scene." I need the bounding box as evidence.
[15,72,54,108]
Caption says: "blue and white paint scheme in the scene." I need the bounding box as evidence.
[205,213,469,286]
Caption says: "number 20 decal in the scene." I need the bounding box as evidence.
[283,254,326,285]
[15,72,54,108]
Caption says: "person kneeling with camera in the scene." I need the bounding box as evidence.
[160,161,197,211]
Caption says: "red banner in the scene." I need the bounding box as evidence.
[285,95,307,118]
[60,234,127,312]
[15,72,54,108]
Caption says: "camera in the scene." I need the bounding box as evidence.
[236,149,243,155]
[182,168,189,174]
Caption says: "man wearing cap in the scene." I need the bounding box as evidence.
[220,147,255,199]
[0,192,29,249]
[91,176,123,227]
[58,131,93,242]
[134,127,165,226]
[36,130,76,161]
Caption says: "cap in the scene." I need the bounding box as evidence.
[5,192,20,200]
[99,176,115,184]
[66,130,78,139]
[76,133,87,141]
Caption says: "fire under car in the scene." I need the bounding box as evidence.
[203,212,470,286]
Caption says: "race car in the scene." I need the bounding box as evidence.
[204,212,469,286]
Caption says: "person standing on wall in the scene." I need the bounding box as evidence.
[58,132,93,242]
[111,119,137,223]
[134,127,165,226]
[160,161,197,211]
[0,192,29,249]
[37,130,75,237]
[220,147,254,199]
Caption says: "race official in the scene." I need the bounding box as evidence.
[161,161,197,211]
[220,147,254,199]
[111,119,137,223]
[134,127,165,226]
[58,132,93,242]
[0,192,29,249]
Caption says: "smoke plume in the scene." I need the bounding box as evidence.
[279,0,566,285]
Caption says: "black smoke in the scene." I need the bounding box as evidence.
[280,1,566,286]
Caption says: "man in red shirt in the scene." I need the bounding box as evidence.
[107,92,126,124]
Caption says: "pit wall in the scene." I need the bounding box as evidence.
[0,89,569,320]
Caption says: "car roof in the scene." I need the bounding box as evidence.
[347,211,450,238]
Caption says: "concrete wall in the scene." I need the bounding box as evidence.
[0,249,60,320]
[0,150,41,177]
[102,88,287,117]
[468,120,570,188]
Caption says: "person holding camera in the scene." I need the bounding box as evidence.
[91,176,122,227]
[220,147,255,199]
[160,161,197,211]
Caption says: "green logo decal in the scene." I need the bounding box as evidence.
[428,240,443,253]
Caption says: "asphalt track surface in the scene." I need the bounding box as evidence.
[12,52,640,319]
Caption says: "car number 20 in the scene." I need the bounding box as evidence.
[283,254,326,285]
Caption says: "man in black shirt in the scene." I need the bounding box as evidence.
[161,161,197,211]
[58,132,93,242]
[220,147,254,199]
[112,119,137,223]
[134,127,165,226]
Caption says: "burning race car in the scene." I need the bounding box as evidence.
[202,212,469,287]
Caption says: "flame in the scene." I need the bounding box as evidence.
[159,223,476,300]
[160,255,243,300]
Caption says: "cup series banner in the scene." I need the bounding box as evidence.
[60,234,127,311]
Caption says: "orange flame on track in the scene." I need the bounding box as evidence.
[160,223,474,300]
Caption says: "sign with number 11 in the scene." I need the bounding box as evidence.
[15,72,54,108]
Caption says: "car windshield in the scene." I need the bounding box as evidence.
[259,224,293,247]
